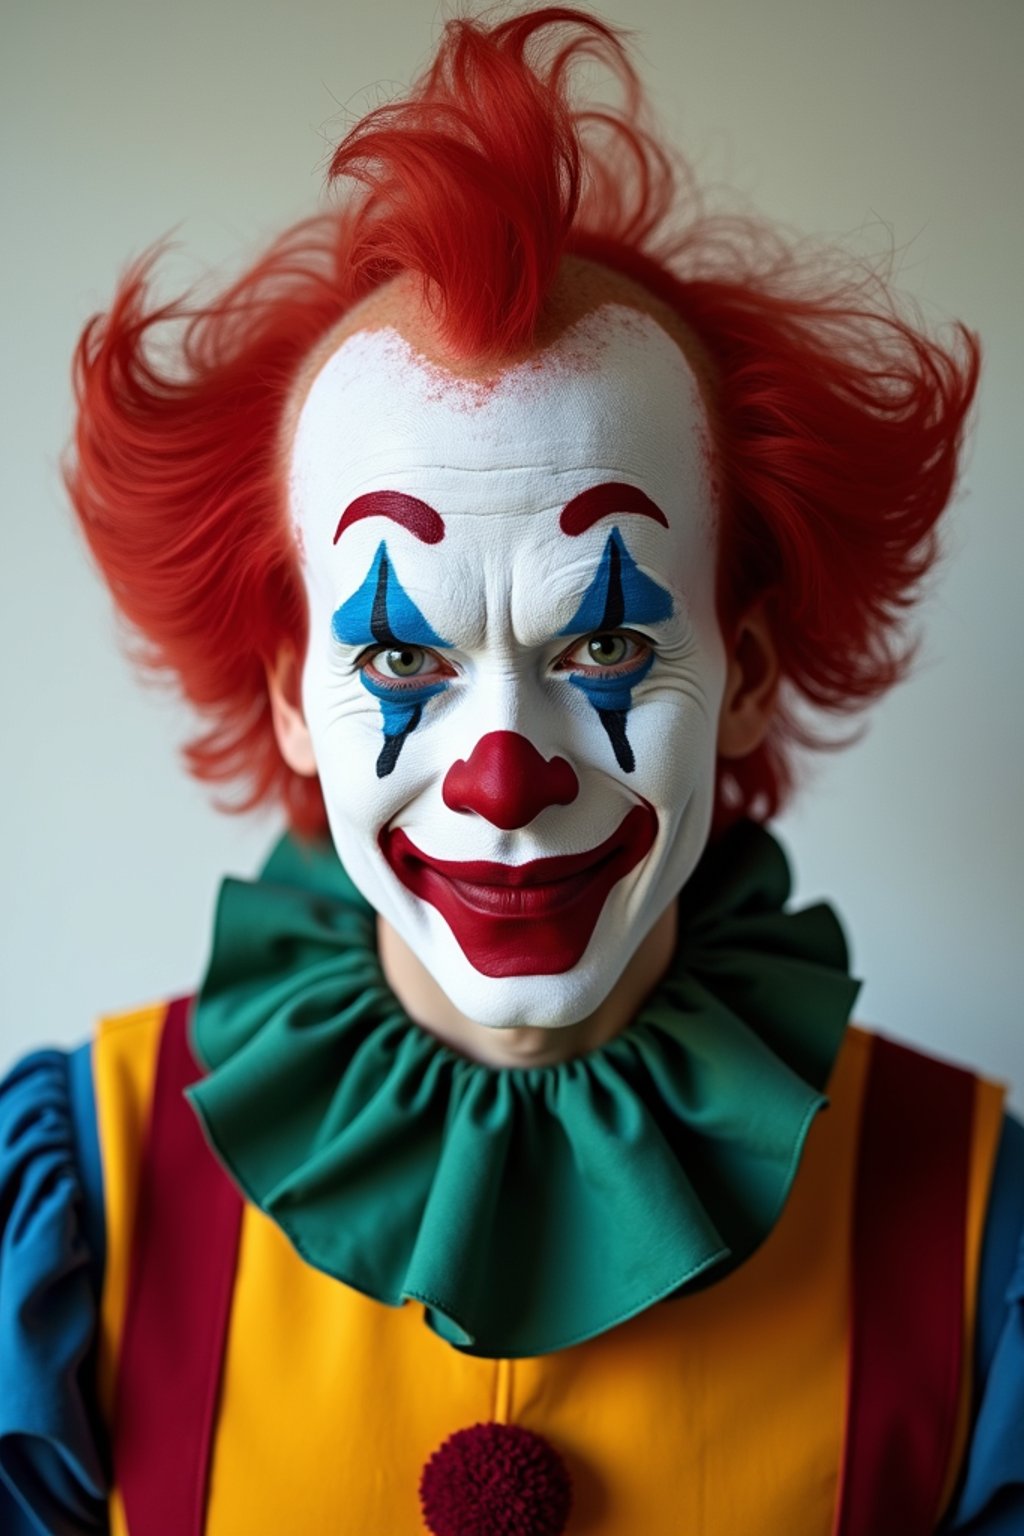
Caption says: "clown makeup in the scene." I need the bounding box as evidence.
[287,302,727,1030]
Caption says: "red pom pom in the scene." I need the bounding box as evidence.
[420,1421,573,1536]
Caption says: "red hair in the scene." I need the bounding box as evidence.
[67,7,980,833]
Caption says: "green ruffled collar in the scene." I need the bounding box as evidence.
[187,821,859,1358]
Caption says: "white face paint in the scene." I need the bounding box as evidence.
[288,303,726,1029]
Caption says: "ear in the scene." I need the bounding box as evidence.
[266,644,318,777]
[717,600,779,760]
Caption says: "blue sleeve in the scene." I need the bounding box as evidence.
[0,1044,110,1535]
[942,1112,1024,1533]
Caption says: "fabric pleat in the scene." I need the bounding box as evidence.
[189,820,860,1357]
[0,1047,108,1533]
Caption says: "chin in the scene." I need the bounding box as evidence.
[437,961,620,1033]
[406,893,656,1034]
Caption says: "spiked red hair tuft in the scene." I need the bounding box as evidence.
[67,7,980,832]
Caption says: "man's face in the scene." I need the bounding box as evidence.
[288,300,726,1029]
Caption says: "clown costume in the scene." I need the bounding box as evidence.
[2,10,1021,1535]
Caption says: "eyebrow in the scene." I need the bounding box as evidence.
[333,491,446,546]
[559,482,669,537]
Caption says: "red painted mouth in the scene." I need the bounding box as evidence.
[380,803,658,978]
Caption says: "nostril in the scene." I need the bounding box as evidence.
[443,731,578,830]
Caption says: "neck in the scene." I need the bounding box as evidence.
[376,903,678,1068]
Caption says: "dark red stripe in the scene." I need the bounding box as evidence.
[559,481,668,536]
[334,490,445,545]
[113,996,244,1536]
[835,1034,975,1536]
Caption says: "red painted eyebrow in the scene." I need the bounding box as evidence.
[559,482,669,537]
[333,491,446,546]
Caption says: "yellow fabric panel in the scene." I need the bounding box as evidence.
[206,1203,502,1534]
[509,1025,872,1535]
[937,1069,1007,1518]
[207,1027,871,1536]
[91,1001,166,1536]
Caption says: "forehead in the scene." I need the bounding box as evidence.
[287,303,717,600]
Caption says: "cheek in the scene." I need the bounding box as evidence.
[299,637,427,836]
[624,658,725,803]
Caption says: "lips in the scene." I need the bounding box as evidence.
[380,803,658,978]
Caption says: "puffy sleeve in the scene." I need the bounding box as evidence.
[0,1045,109,1534]
[943,1112,1024,1534]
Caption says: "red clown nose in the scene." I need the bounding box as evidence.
[442,732,579,830]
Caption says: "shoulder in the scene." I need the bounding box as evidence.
[847,1028,1024,1532]
[89,1000,170,1222]
[0,1002,171,1534]
[0,1042,110,1532]
[0,1040,107,1320]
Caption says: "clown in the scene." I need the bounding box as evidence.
[273,265,771,1048]
[1,10,1021,1536]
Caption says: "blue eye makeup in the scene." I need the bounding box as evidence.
[332,541,452,778]
[558,527,673,773]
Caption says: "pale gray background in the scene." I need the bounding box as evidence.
[3,1,1021,1109]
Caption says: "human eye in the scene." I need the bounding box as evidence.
[554,630,652,676]
[358,644,455,690]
